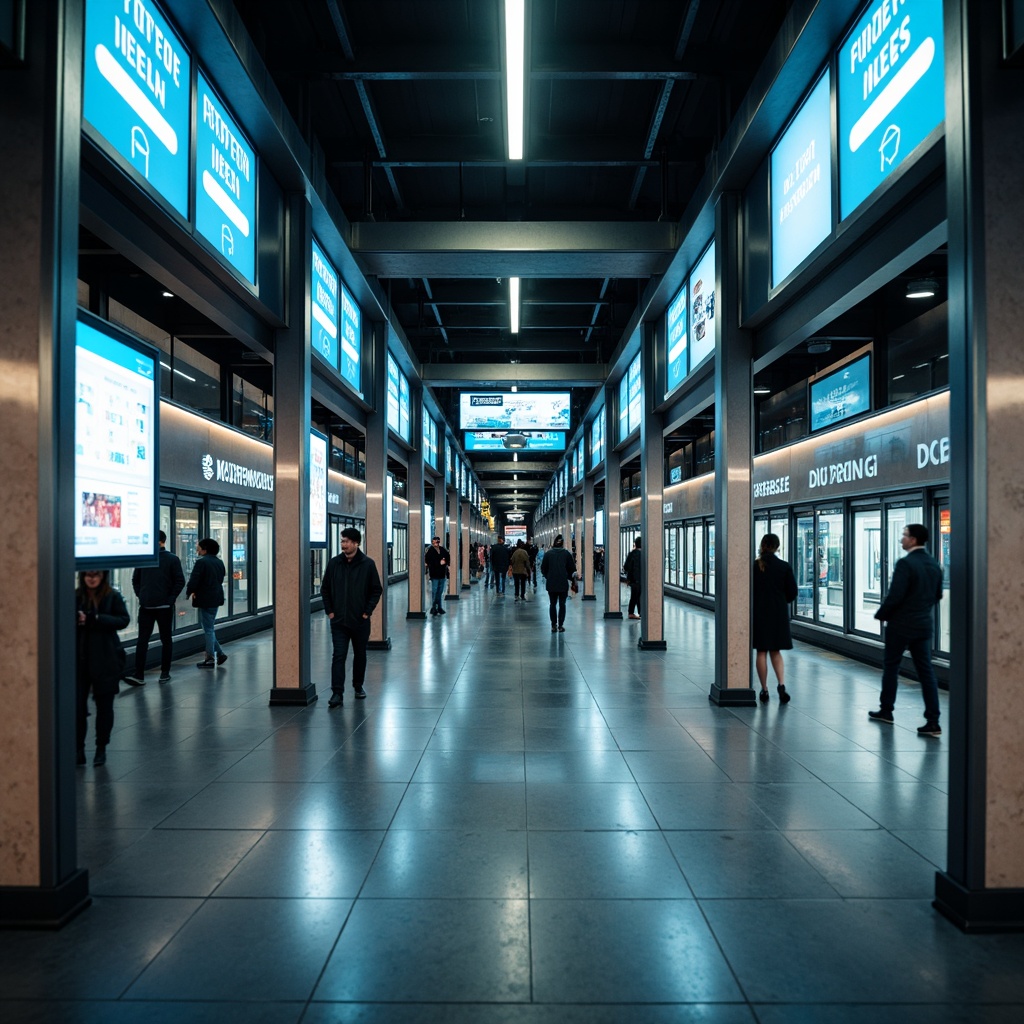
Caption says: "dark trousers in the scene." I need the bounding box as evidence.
[76,680,115,752]
[495,570,507,594]
[628,584,642,616]
[430,578,446,610]
[880,628,940,723]
[548,590,567,626]
[135,606,174,676]
[513,574,528,598]
[331,618,370,693]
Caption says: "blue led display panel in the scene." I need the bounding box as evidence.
[771,71,833,286]
[810,354,871,431]
[195,71,257,284]
[386,353,401,435]
[666,285,687,396]
[463,431,566,452]
[83,0,190,218]
[339,282,361,394]
[688,241,717,367]
[838,0,944,219]
[311,238,339,370]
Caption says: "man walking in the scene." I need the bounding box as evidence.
[869,523,943,737]
[125,529,184,684]
[623,536,643,620]
[425,535,449,616]
[321,527,383,707]
[490,537,511,596]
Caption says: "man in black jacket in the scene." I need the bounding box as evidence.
[490,538,511,596]
[424,536,450,616]
[321,527,383,707]
[126,530,185,684]
[869,523,943,737]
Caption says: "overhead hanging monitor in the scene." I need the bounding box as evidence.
[463,431,566,452]
[688,241,717,367]
[459,392,570,431]
[75,312,160,568]
[809,353,872,432]
[311,238,339,370]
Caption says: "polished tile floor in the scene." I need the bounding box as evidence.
[4,581,1024,1023]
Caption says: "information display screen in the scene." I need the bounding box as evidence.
[459,392,570,431]
[463,431,566,452]
[83,0,191,218]
[688,241,717,367]
[399,370,411,441]
[386,353,401,435]
[666,285,688,395]
[75,313,159,568]
[810,354,871,431]
[311,238,339,369]
[771,71,833,286]
[309,428,328,547]
[195,70,257,284]
[339,282,361,394]
[838,0,944,219]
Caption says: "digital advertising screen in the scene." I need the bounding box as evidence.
[688,241,717,366]
[463,431,566,452]
[810,354,871,432]
[75,313,159,568]
[590,411,605,469]
[311,238,339,370]
[399,370,411,441]
[386,353,401,435]
[838,0,944,219]
[771,71,833,287]
[83,0,191,218]
[195,70,257,284]
[339,282,361,394]
[459,392,571,431]
[666,284,688,395]
[309,428,328,548]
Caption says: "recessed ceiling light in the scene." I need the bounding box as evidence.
[161,290,174,298]
[753,383,771,395]
[906,278,938,299]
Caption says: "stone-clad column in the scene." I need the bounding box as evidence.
[406,390,426,619]
[582,472,596,600]
[936,0,1024,931]
[639,323,666,650]
[709,193,755,707]
[0,0,90,926]
[270,196,316,705]
[446,483,461,602]
[460,500,471,589]
[364,326,391,649]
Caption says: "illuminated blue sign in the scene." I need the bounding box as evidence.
[688,241,717,366]
[386,353,401,435]
[339,282,361,394]
[810,354,871,431]
[311,238,339,370]
[666,285,687,395]
[195,71,257,284]
[838,0,944,219]
[83,0,190,218]
[464,431,567,452]
[772,72,833,286]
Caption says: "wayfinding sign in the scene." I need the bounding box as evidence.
[838,0,944,219]
[83,0,190,218]
[195,70,257,284]
[311,238,340,369]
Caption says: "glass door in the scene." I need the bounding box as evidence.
[256,512,273,609]
[706,522,715,595]
[794,513,815,618]
[769,512,789,563]
[816,508,844,627]
[231,510,250,615]
[209,509,231,615]
[852,507,882,635]
[935,499,951,653]
[176,504,201,629]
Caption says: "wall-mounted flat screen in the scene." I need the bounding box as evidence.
[463,431,566,452]
[590,410,605,469]
[399,370,411,441]
[771,70,832,286]
[75,313,159,568]
[339,282,361,393]
[619,353,642,442]
[195,70,257,284]
[83,0,191,218]
[309,428,328,547]
[688,241,717,367]
[459,392,570,431]
[666,285,688,395]
[311,238,339,370]
[838,0,944,219]
[809,353,871,432]
[386,353,401,435]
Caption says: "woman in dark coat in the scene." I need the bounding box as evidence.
[76,569,130,765]
[186,538,227,668]
[752,533,798,703]
[540,534,577,633]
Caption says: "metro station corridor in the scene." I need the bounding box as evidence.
[3,584,1022,1022]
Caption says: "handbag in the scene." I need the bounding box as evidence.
[570,578,579,595]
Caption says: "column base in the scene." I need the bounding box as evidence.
[0,870,91,930]
[638,638,667,651]
[604,611,623,619]
[406,611,428,619]
[708,684,757,707]
[368,638,392,650]
[461,583,471,590]
[582,594,597,601]
[444,594,460,602]
[269,683,319,706]
[934,872,1024,932]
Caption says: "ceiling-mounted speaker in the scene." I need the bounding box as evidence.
[806,337,832,354]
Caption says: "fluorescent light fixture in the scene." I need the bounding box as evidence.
[513,452,518,462]
[505,0,525,160]
[753,383,771,395]
[510,276,520,333]
[906,277,937,299]
[161,290,174,298]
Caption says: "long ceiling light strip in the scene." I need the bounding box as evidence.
[505,0,525,160]
[510,276,521,333]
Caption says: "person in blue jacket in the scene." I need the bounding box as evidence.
[186,538,227,669]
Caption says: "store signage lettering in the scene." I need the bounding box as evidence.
[211,456,274,492]
[808,454,878,489]
[753,475,790,499]
[917,436,949,468]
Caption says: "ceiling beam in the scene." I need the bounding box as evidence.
[420,364,606,386]
[471,461,561,473]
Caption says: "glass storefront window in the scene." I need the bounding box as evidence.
[176,506,201,629]
[209,510,231,615]
[232,511,249,614]
[816,510,844,627]
[707,522,715,595]
[257,514,273,609]
[853,508,882,635]
[392,524,408,575]
[692,523,705,592]
[311,548,326,597]
[794,514,815,618]
[770,514,789,563]
[936,503,950,653]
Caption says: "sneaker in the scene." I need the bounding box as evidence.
[917,722,942,737]
[556,626,565,632]
[216,653,228,666]
[197,659,215,669]
[628,614,640,620]
[158,674,172,683]
[868,709,894,724]
[551,624,558,632]
[123,675,145,686]
[354,686,367,699]
[328,692,344,708]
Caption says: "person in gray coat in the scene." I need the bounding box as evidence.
[540,534,577,633]
[752,533,798,703]
[869,523,943,736]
